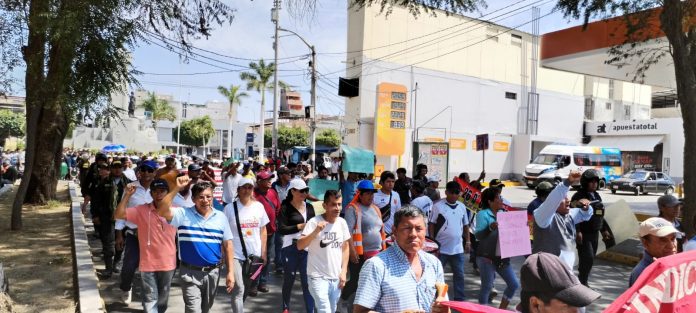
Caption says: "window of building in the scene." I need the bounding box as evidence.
[486,27,499,42]
[505,92,517,100]
[624,105,632,119]
[584,98,595,120]
[652,90,679,109]
[605,102,612,110]
[511,34,522,46]
[608,80,615,99]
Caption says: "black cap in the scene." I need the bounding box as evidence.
[97,163,109,170]
[277,167,291,175]
[151,179,169,191]
[489,179,505,188]
[188,163,202,171]
[521,252,601,307]
[95,153,108,162]
[110,160,123,168]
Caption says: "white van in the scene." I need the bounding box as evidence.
[523,145,622,189]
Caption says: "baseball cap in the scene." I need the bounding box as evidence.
[536,181,554,192]
[427,176,440,183]
[489,179,505,188]
[357,180,377,192]
[110,160,122,168]
[188,163,202,171]
[288,178,309,191]
[165,155,176,161]
[151,179,169,191]
[657,195,682,208]
[257,171,275,181]
[238,177,255,188]
[639,217,679,238]
[95,153,108,162]
[97,163,109,170]
[445,181,461,193]
[139,160,158,171]
[521,252,601,307]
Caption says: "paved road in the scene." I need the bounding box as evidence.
[501,185,662,216]
[86,220,633,312]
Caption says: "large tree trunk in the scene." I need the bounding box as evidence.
[662,0,696,238]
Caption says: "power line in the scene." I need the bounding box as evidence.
[322,0,550,78]
[318,0,530,56]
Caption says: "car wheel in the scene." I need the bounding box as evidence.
[634,186,640,196]
[598,179,606,190]
[665,187,674,195]
[611,189,616,194]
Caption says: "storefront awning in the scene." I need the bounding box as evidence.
[589,135,663,152]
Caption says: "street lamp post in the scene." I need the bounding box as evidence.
[271,0,281,161]
[279,28,317,166]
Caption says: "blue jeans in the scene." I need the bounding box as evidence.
[308,277,341,313]
[257,232,275,287]
[141,270,175,313]
[438,253,466,300]
[476,256,519,304]
[282,243,314,313]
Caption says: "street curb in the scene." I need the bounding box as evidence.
[68,182,106,312]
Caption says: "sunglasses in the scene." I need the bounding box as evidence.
[294,188,310,194]
[140,168,155,173]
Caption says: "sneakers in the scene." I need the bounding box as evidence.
[488,288,498,304]
[282,309,290,313]
[247,289,258,297]
[257,285,269,293]
[121,289,132,304]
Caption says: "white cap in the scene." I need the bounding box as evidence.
[639,217,679,237]
[288,178,309,191]
[238,177,255,187]
[427,176,440,183]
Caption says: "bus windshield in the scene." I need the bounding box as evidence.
[532,154,561,165]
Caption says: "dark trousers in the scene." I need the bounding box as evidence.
[577,233,599,286]
[274,225,284,270]
[281,243,314,313]
[256,232,275,287]
[96,221,115,272]
[340,257,366,301]
[120,232,140,291]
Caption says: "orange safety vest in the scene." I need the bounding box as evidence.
[347,201,386,256]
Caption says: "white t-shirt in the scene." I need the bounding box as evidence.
[428,200,469,255]
[373,190,401,234]
[173,192,194,208]
[301,215,351,279]
[223,199,269,260]
[410,195,434,220]
[222,173,242,203]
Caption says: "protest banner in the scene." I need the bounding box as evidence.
[440,301,510,313]
[340,144,375,174]
[604,250,696,313]
[307,178,339,201]
[453,177,515,212]
[497,211,532,258]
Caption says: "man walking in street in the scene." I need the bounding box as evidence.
[114,179,177,313]
[272,167,292,275]
[532,170,593,269]
[629,217,678,287]
[222,162,242,206]
[373,171,401,234]
[253,171,281,293]
[394,168,412,205]
[157,177,236,313]
[298,190,350,313]
[87,162,117,279]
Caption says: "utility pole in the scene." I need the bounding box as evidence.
[310,46,317,167]
[271,0,281,161]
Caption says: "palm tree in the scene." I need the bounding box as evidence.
[217,84,249,157]
[139,92,176,128]
[240,59,276,162]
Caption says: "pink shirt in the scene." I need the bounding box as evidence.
[126,203,177,271]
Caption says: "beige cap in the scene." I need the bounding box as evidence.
[639,217,679,237]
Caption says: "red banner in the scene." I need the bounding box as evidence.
[440,301,510,313]
[603,250,696,313]
[453,177,514,212]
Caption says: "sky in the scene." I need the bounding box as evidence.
[10,0,588,124]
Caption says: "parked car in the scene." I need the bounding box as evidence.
[609,170,676,196]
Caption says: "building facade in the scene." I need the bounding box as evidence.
[342,4,652,181]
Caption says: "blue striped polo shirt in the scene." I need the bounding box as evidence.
[170,206,234,267]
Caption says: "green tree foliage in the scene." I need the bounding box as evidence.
[240,59,275,115]
[140,92,177,128]
[316,129,341,148]
[264,126,308,150]
[217,84,248,123]
[554,0,696,237]
[173,116,216,147]
[0,0,234,230]
[0,110,25,143]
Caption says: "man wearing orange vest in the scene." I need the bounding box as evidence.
[339,180,386,312]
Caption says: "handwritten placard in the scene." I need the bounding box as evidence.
[307,178,340,201]
[497,211,532,258]
[341,144,375,174]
